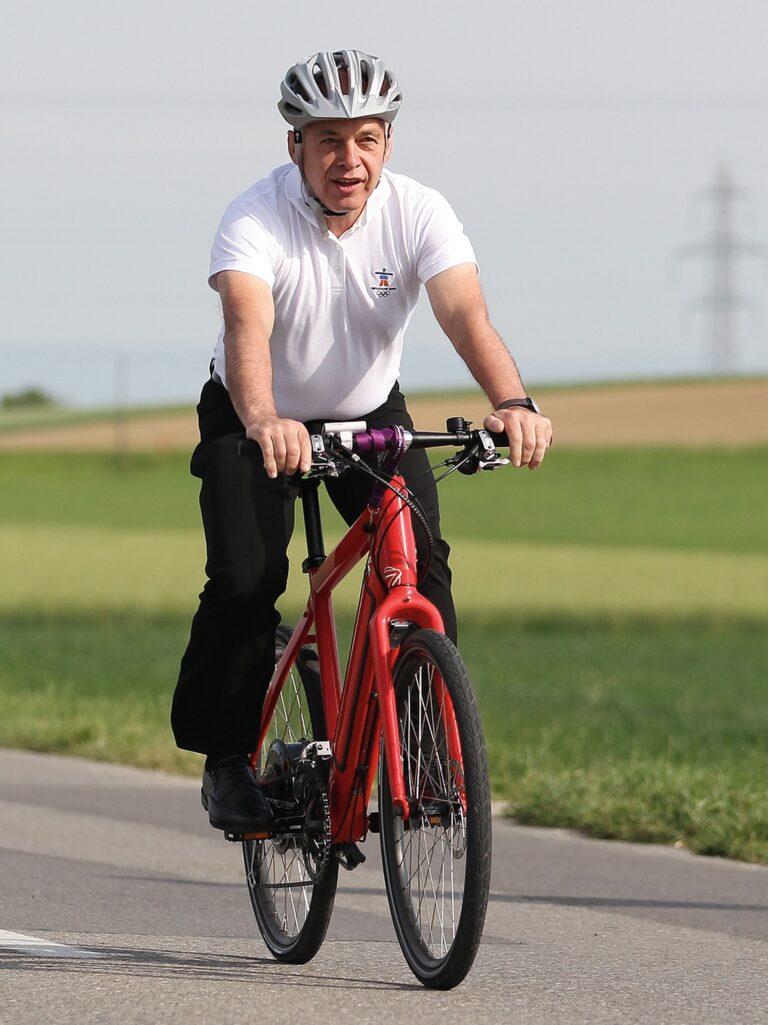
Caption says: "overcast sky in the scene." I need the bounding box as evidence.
[2,1,767,406]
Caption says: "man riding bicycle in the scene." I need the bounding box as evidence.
[171,49,553,834]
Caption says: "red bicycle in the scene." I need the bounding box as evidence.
[232,417,509,989]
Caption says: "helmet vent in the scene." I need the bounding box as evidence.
[287,72,310,103]
[312,63,330,98]
[359,60,371,96]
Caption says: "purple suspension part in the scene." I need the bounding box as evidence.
[352,427,400,455]
[351,426,410,510]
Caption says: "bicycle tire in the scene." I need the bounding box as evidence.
[243,624,338,963]
[379,629,492,989]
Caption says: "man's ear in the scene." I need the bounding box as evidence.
[287,130,299,165]
[383,125,394,164]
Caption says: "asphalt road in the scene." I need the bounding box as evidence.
[1,749,767,1025]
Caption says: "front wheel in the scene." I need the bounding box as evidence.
[379,629,492,989]
[243,625,338,964]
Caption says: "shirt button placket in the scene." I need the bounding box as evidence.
[332,245,345,293]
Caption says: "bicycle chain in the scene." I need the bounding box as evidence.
[261,781,332,883]
[301,784,331,881]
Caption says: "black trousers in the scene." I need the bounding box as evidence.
[171,377,456,755]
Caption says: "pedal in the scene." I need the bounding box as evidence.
[336,842,366,871]
[272,813,308,835]
[224,830,272,842]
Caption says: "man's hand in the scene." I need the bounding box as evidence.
[247,416,312,479]
[483,407,553,470]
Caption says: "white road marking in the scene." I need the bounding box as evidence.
[0,929,109,959]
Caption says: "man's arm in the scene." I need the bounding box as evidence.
[425,264,553,469]
[215,270,312,478]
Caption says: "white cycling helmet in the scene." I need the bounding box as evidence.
[278,49,402,130]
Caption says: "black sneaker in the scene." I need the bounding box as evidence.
[201,755,274,832]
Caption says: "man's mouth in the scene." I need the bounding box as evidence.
[332,178,364,189]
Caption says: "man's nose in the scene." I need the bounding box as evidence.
[337,141,361,167]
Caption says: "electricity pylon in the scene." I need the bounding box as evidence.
[679,165,764,374]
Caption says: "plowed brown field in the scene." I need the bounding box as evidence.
[1,379,766,452]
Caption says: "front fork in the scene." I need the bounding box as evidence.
[369,590,448,823]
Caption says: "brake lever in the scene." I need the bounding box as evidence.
[304,434,344,478]
[477,429,510,470]
[455,429,510,474]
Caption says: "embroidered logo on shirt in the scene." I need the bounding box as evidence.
[371,268,397,298]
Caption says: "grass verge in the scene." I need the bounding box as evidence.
[1,609,766,863]
[466,612,768,864]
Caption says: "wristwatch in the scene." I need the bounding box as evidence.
[494,396,543,415]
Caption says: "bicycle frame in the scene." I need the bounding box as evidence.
[255,473,457,844]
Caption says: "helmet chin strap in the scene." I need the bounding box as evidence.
[301,184,346,224]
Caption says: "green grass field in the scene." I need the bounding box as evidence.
[1,445,767,861]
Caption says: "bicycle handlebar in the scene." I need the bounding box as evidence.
[238,418,511,475]
[397,429,509,450]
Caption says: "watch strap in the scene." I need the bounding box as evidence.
[494,397,542,415]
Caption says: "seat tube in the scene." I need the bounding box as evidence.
[301,480,326,572]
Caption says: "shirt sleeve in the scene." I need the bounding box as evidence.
[208,200,278,290]
[414,189,477,285]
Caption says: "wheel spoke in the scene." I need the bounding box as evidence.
[244,633,336,961]
[393,665,466,959]
[379,629,493,988]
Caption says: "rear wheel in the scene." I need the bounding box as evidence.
[379,629,492,989]
[243,625,338,963]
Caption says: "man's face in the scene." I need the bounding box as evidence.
[289,117,392,217]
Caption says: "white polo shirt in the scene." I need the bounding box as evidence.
[209,163,476,421]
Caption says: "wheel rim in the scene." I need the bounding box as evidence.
[246,655,318,946]
[245,835,315,942]
[391,659,468,961]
